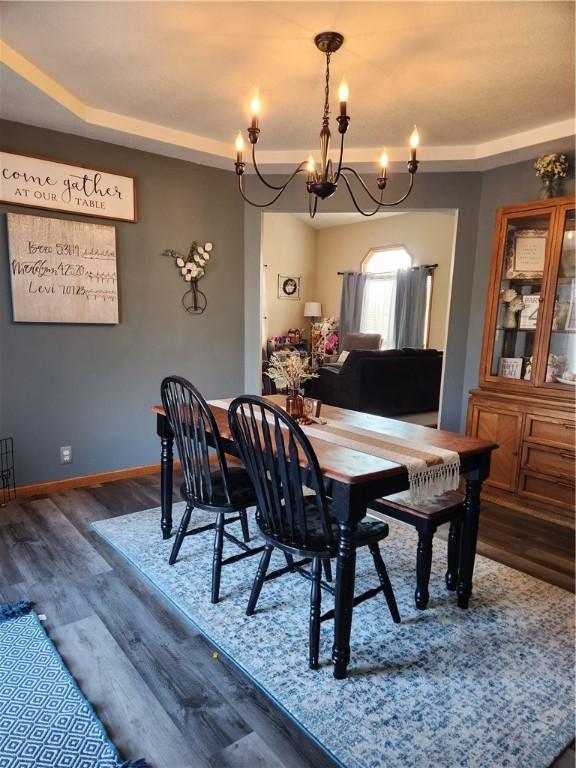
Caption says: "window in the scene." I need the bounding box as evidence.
[361,247,412,349]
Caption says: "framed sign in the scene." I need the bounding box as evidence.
[278,274,301,300]
[505,229,547,278]
[497,357,523,379]
[7,213,118,324]
[518,294,540,330]
[1,150,137,222]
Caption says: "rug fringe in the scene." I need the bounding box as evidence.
[0,601,33,623]
[118,759,148,768]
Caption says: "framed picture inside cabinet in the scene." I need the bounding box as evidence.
[278,274,301,300]
[505,229,547,278]
[565,297,576,332]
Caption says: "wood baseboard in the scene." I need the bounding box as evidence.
[15,461,182,499]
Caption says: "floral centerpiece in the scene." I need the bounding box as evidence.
[534,154,568,199]
[265,353,318,418]
[265,353,318,391]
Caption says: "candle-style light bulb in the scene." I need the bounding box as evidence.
[250,93,261,130]
[251,94,261,117]
[235,131,244,162]
[410,125,419,162]
[306,154,316,179]
[338,79,349,117]
[379,149,389,174]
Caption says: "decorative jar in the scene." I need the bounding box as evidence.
[286,389,304,419]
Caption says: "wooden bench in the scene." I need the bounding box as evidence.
[369,491,464,609]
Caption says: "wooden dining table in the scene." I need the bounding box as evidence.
[152,396,496,679]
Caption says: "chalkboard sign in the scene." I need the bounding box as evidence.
[7,213,119,324]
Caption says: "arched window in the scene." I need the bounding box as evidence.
[362,246,412,274]
[360,246,433,349]
[360,247,412,348]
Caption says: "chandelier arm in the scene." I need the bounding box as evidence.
[339,173,385,217]
[251,144,310,190]
[334,131,346,182]
[237,169,307,208]
[340,166,415,206]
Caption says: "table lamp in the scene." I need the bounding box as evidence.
[304,302,322,322]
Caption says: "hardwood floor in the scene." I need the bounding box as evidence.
[0,473,573,768]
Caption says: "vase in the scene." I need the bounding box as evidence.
[286,389,304,419]
[539,176,562,199]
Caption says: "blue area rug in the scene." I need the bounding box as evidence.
[92,504,574,768]
[0,601,145,768]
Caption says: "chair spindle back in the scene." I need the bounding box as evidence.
[161,376,233,507]
[228,396,334,552]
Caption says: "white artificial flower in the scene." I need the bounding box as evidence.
[204,242,213,252]
[176,257,185,267]
[182,262,199,280]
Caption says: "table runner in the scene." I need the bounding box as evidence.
[209,399,460,502]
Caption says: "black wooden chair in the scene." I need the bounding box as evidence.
[228,395,400,670]
[161,376,264,604]
[368,491,464,609]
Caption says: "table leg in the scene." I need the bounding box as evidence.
[457,475,481,609]
[332,520,357,680]
[157,414,174,540]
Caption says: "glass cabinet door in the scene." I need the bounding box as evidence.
[489,210,552,383]
[540,207,576,388]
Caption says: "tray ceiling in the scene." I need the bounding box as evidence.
[1,1,574,171]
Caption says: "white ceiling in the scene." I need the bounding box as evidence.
[1,1,574,172]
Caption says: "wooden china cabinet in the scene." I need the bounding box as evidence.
[467,195,575,524]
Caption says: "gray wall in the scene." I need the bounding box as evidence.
[0,120,244,485]
[2,117,573,486]
[461,156,576,428]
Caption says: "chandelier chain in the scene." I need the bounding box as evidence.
[323,52,331,126]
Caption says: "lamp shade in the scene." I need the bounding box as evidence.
[304,302,322,318]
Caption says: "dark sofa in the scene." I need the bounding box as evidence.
[307,348,443,418]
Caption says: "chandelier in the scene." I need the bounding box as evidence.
[233,31,419,218]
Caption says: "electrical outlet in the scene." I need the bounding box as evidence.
[60,446,72,464]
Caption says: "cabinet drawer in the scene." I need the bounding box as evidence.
[521,444,575,479]
[524,414,575,449]
[518,471,575,511]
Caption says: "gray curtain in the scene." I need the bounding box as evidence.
[339,272,368,342]
[394,268,430,348]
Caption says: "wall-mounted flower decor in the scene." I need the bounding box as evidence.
[162,241,214,314]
